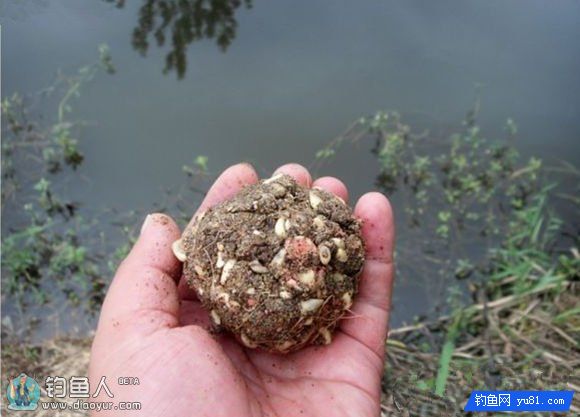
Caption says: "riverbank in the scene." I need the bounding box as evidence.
[2,66,578,416]
[3,274,577,416]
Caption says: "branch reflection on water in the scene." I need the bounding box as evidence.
[106,0,252,78]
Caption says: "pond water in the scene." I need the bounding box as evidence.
[2,0,580,338]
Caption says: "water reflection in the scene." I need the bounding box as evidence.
[106,0,252,78]
[0,0,48,20]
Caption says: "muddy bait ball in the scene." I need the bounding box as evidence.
[172,174,365,353]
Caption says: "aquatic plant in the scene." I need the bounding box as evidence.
[1,46,115,335]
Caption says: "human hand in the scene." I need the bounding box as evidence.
[89,163,395,417]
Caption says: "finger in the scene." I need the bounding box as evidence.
[97,213,183,335]
[178,300,212,328]
[340,192,395,358]
[178,276,200,301]
[312,176,349,203]
[186,162,259,230]
[273,163,312,187]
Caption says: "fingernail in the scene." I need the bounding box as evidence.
[140,214,152,235]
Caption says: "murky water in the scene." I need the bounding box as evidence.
[2,0,580,336]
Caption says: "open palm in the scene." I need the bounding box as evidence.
[90,163,395,417]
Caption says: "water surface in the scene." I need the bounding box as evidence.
[2,0,579,334]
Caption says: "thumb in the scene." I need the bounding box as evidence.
[95,213,183,337]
